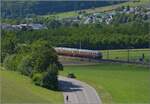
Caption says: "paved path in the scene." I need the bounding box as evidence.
[58,76,102,104]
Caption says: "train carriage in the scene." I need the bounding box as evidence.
[54,47,102,59]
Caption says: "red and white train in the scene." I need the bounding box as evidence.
[54,47,102,59]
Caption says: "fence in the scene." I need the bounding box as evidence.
[100,49,150,64]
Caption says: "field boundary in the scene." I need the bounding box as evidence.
[98,59,150,66]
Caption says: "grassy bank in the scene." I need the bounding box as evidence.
[0,69,63,104]
[60,63,150,103]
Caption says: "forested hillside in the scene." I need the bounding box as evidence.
[1,1,124,18]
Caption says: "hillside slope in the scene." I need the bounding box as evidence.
[42,0,150,19]
[1,1,124,18]
[1,69,63,103]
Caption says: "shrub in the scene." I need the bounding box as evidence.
[67,73,76,78]
[3,54,17,71]
[32,73,43,86]
[18,55,33,76]
[42,71,58,90]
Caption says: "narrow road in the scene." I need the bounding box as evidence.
[59,76,102,104]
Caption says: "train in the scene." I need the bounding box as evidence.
[54,47,102,59]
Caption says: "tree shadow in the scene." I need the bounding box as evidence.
[58,80,82,92]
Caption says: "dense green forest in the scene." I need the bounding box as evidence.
[1,1,124,18]
[2,20,150,52]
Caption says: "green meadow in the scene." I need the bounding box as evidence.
[100,49,150,63]
[43,11,78,19]
[61,63,150,104]
[0,68,63,104]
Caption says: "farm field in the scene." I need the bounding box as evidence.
[0,68,63,104]
[100,48,150,63]
[60,63,150,104]
[43,11,78,19]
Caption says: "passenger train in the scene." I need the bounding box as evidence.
[54,47,102,59]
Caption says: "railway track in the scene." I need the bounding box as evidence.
[59,55,150,66]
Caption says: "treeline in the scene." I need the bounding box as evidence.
[1,1,123,18]
[2,20,150,51]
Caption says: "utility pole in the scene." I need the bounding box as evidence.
[149,33,150,66]
[79,40,82,49]
[79,39,82,61]
[107,50,109,60]
[127,49,130,62]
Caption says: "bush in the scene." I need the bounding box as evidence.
[42,70,58,90]
[32,73,43,86]
[3,54,17,71]
[18,55,33,76]
[67,73,76,78]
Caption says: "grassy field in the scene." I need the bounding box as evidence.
[0,68,63,104]
[43,0,150,19]
[43,11,78,19]
[100,48,150,63]
[60,63,150,104]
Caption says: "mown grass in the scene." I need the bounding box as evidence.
[60,63,150,104]
[100,48,150,63]
[0,68,64,104]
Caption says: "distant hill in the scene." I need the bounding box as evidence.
[1,1,125,18]
[41,0,150,20]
